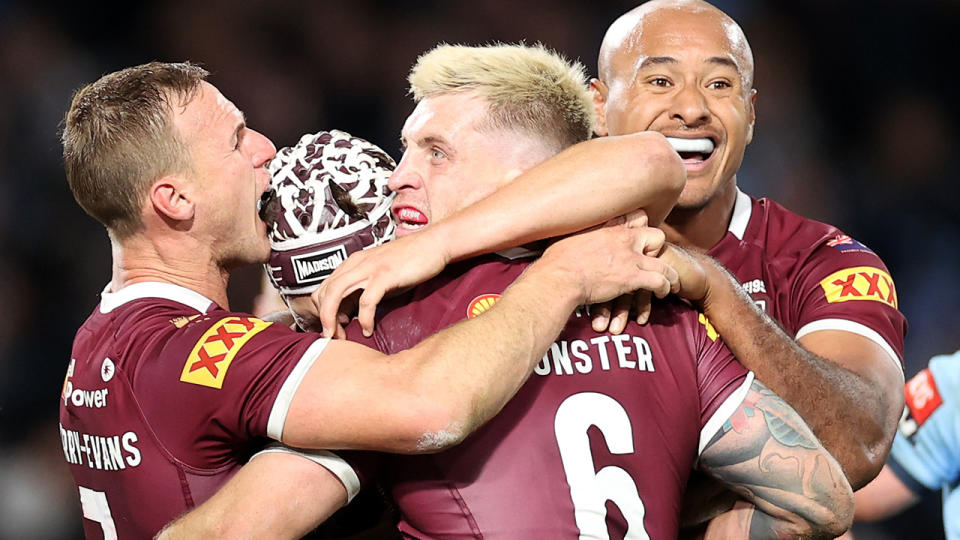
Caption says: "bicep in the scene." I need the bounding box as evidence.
[159,451,346,540]
[799,329,905,424]
[798,329,904,390]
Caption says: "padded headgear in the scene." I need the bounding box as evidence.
[262,130,395,296]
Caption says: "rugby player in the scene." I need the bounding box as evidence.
[315,0,908,521]
[58,61,683,538]
[162,44,853,539]
[841,349,960,540]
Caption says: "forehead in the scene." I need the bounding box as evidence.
[172,81,243,140]
[401,92,489,140]
[616,9,749,75]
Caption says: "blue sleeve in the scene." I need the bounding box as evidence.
[888,351,960,492]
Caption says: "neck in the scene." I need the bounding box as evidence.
[661,177,738,250]
[110,234,231,309]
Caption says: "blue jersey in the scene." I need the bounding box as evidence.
[890,350,960,540]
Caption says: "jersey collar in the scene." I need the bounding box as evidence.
[727,188,753,241]
[99,282,215,314]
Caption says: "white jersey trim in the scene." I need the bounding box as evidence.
[698,371,755,456]
[795,318,902,372]
[254,444,361,503]
[727,189,752,241]
[267,338,330,440]
[99,281,213,314]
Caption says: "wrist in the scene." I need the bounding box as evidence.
[521,261,585,308]
[422,220,457,265]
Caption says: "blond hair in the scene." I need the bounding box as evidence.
[409,43,594,150]
[61,61,208,240]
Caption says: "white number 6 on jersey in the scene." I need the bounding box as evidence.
[555,392,649,540]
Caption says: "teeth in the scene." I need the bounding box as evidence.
[398,208,425,222]
[666,137,715,154]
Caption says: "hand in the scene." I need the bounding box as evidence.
[657,244,710,302]
[536,225,679,306]
[314,231,451,338]
[589,210,659,333]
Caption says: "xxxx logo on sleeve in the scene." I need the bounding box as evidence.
[180,316,271,389]
[819,266,898,309]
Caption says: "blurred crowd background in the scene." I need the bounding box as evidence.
[0,0,955,538]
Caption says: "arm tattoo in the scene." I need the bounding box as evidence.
[700,380,852,539]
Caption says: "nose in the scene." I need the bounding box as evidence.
[388,151,422,192]
[248,129,278,169]
[670,83,710,128]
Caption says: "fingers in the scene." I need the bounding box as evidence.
[357,285,387,337]
[591,302,612,332]
[609,294,632,335]
[634,290,652,325]
[317,281,362,338]
[633,226,666,256]
[622,209,648,229]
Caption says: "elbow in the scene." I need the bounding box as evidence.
[806,462,856,539]
[847,387,902,489]
[390,393,472,454]
[616,131,686,225]
[822,487,855,539]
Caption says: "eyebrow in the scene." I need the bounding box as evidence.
[706,56,741,73]
[639,56,677,69]
[232,111,247,140]
[400,134,450,152]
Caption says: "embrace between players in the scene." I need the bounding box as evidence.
[60,1,907,538]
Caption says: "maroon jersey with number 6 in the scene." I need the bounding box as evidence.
[345,253,753,539]
[59,282,356,539]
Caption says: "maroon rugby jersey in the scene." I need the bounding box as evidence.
[713,190,907,367]
[59,282,356,539]
[346,253,752,539]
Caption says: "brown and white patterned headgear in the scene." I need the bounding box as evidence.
[262,130,396,297]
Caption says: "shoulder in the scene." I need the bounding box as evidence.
[748,196,842,257]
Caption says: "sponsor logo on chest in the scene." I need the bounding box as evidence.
[467,294,501,319]
[62,358,111,408]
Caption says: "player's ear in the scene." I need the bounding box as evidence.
[590,79,610,137]
[150,175,195,222]
[745,88,758,145]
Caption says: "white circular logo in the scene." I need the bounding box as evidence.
[101,358,115,382]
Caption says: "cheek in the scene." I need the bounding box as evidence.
[607,92,657,134]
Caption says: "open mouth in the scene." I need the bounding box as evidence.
[666,137,716,164]
[394,206,428,231]
[258,189,279,226]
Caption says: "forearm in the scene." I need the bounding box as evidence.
[700,381,853,539]
[399,261,584,450]
[157,452,345,540]
[424,132,684,262]
[703,501,841,540]
[694,252,898,487]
